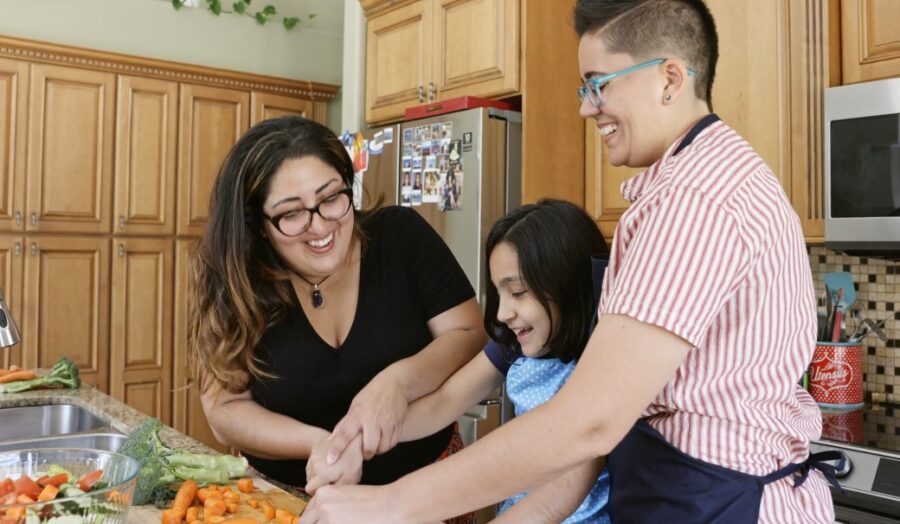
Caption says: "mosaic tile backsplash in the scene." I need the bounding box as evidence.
[808,246,900,403]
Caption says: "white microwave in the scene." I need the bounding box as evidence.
[824,76,900,250]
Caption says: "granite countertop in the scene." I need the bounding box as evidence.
[0,385,309,522]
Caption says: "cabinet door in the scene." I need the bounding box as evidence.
[0,234,23,369]
[584,127,641,239]
[22,236,110,391]
[110,237,173,424]
[250,92,317,125]
[432,0,519,101]
[172,239,227,453]
[841,0,900,83]
[178,84,249,237]
[366,1,433,123]
[0,59,27,233]
[27,64,114,234]
[115,76,178,236]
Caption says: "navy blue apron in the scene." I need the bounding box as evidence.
[606,419,843,523]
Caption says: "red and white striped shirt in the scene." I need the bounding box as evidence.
[599,118,833,522]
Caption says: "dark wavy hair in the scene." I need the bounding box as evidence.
[573,0,719,109]
[484,199,609,363]
[188,116,373,393]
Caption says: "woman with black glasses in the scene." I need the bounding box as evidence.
[187,116,485,519]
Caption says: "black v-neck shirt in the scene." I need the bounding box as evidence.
[246,206,475,486]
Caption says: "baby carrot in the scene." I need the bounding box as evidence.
[171,480,198,517]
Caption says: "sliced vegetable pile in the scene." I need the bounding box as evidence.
[119,418,249,506]
[0,357,81,393]
[159,478,305,524]
[0,464,123,523]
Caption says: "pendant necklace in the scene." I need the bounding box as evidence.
[297,273,331,308]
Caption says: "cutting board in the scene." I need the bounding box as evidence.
[128,480,308,523]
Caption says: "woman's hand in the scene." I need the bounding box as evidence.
[300,484,399,524]
[327,370,409,463]
[305,433,364,495]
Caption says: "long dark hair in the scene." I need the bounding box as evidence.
[484,199,609,363]
[188,116,370,393]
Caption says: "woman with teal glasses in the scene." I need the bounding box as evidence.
[301,1,837,522]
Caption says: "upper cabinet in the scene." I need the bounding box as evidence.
[250,92,319,125]
[177,85,250,237]
[363,0,519,124]
[27,64,115,234]
[0,59,27,233]
[586,0,829,242]
[840,0,900,84]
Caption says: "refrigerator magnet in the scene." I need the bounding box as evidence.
[383,127,394,144]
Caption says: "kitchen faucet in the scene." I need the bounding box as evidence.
[0,290,21,348]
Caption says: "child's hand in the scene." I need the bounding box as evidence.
[305,432,364,495]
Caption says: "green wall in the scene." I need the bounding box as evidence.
[0,0,343,129]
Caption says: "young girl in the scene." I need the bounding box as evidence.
[307,199,611,522]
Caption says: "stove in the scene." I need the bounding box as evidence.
[811,401,900,522]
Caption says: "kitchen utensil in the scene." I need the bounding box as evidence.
[0,448,139,522]
[824,272,856,308]
[864,318,888,343]
[831,288,845,342]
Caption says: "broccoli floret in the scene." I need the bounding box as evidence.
[0,357,81,393]
[120,418,248,505]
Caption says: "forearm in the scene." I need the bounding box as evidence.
[384,324,486,402]
[205,398,330,460]
[400,392,459,442]
[493,457,606,523]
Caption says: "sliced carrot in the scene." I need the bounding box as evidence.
[225,502,238,513]
[236,478,254,493]
[36,484,58,502]
[195,487,210,504]
[185,506,200,523]
[160,508,182,524]
[207,516,226,524]
[275,508,298,524]
[246,498,259,509]
[222,490,240,504]
[15,494,34,505]
[261,501,275,520]
[222,518,260,523]
[204,497,227,516]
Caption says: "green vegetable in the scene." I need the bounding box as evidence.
[120,418,248,505]
[0,357,81,393]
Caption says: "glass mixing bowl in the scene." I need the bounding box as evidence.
[0,448,139,523]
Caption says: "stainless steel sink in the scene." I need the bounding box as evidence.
[0,404,112,441]
[0,432,126,453]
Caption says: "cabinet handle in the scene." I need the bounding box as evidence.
[30,242,37,256]
[119,216,125,229]
[30,212,37,226]
[118,244,125,257]
[417,85,425,103]
[428,82,436,101]
[14,211,21,225]
[13,242,20,256]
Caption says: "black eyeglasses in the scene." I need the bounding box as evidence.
[263,187,354,237]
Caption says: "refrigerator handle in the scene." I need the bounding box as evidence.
[417,85,425,103]
[428,82,436,101]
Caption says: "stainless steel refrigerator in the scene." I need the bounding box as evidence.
[359,107,522,305]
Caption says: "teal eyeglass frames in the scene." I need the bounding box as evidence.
[578,58,697,107]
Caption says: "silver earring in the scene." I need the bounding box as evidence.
[664,94,672,102]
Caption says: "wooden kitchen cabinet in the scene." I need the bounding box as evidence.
[27,64,115,235]
[0,234,23,370]
[0,59,27,233]
[22,236,110,392]
[109,237,174,424]
[178,84,250,237]
[363,0,519,124]
[586,0,828,241]
[114,75,178,236]
[250,91,322,125]
[172,238,227,453]
[840,0,900,84]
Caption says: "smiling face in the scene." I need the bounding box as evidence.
[578,34,670,168]
[489,242,557,358]
[262,156,355,281]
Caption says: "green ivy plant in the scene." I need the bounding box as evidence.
[171,0,316,30]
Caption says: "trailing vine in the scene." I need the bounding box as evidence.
[170,0,315,30]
